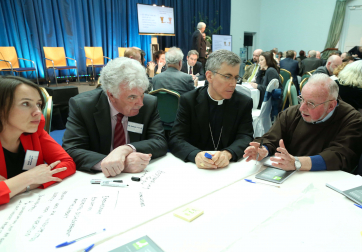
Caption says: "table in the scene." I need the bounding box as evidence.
[241,82,260,109]
[1,154,361,252]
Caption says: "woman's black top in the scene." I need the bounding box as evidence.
[3,143,26,179]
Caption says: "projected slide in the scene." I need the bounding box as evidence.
[212,35,232,52]
[137,4,175,35]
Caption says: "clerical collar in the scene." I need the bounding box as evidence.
[207,88,224,105]
[312,101,339,124]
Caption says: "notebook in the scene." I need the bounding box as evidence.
[326,175,362,205]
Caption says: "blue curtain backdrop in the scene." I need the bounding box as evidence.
[0,0,231,81]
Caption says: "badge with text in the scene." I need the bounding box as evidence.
[22,150,39,170]
[127,122,144,134]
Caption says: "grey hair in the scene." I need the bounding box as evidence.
[100,57,149,96]
[197,22,206,29]
[309,50,316,58]
[165,47,184,65]
[338,60,362,88]
[187,50,199,57]
[306,73,339,99]
[206,50,241,72]
[327,55,340,65]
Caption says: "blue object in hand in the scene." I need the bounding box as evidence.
[204,153,212,159]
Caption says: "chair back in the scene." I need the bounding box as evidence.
[149,88,180,131]
[279,74,284,85]
[0,47,19,69]
[235,85,251,97]
[300,76,309,92]
[289,82,298,106]
[252,79,279,137]
[245,60,253,66]
[165,48,170,52]
[308,70,316,75]
[39,87,53,133]
[280,68,291,90]
[282,79,291,110]
[118,47,127,57]
[43,47,67,68]
[84,47,104,66]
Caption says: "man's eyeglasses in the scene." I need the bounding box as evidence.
[212,71,241,83]
[297,95,334,109]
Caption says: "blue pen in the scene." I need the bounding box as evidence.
[84,244,95,252]
[56,229,106,248]
[204,153,212,159]
[354,204,362,209]
[244,179,280,188]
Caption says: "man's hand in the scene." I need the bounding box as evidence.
[123,153,152,173]
[250,82,258,89]
[195,151,217,169]
[212,151,232,168]
[269,139,296,171]
[352,54,358,58]
[156,62,165,73]
[243,142,268,162]
[194,78,198,87]
[101,146,133,177]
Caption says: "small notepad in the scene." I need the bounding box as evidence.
[174,207,203,222]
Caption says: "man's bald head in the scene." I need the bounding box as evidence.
[316,51,321,59]
[252,49,263,63]
[326,55,342,75]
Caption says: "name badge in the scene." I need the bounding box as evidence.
[127,122,144,134]
[22,150,39,170]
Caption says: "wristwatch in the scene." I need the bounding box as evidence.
[294,157,302,171]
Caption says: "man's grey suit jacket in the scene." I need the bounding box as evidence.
[152,67,195,95]
[62,88,167,172]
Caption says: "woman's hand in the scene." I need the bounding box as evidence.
[156,62,165,73]
[27,160,67,185]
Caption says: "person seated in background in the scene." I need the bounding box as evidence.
[169,50,254,169]
[276,52,283,64]
[334,60,362,111]
[152,47,195,95]
[342,56,355,63]
[341,52,350,61]
[251,51,282,109]
[299,50,323,75]
[0,76,76,205]
[242,49,262,82]
[63,57,167,177]
[348,46,362,59]
[280,50,300,94]
[244,74,362,173]
[149,50,167,76]
[297,50,307,62]
[313,55,342,76]
[330,61,350,81]
[181,50,205,80]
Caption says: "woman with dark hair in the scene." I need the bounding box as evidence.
[251,51,281,108]
[153,50,167,74]
[0,76,76,205]
[297,50,306,61]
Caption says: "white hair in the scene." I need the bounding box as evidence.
[338,60,362,88]
[206,50,241,72]
[165,47,184,65]
[197,22,206,29]
[309,50,316,58]
[100,57,149,96]
[306,73,339,99]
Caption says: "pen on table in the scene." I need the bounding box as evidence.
[55,229,106,248]
[255,138,264,165]
[84,244,94,252]
[354,204,362,209]
[244,179,280,188]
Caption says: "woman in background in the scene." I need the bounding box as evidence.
[0,76,76,205]
[251,51,281,108]
[153,50,167,75]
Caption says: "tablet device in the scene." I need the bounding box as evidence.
[255,166,296,184]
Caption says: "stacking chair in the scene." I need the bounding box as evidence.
[279,74,284,86]
[118,47,127,57]
[164,48,170,52]
[43,47,79,86]
[245,60,253,66]
[282,79,291,110]
[149,88,180,138]
[280,68,291,90]
[308,69,316,75]
[0,47,39,84]
[282,79,298,111]
[252,79,279,137]
[39,87,53,133]
[84,47,110,83]
[300,76,310,92]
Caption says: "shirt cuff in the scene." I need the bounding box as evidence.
[310,155,327,171]
[127,144,137,152]
[263,145,270,157]
[92,160,103,171]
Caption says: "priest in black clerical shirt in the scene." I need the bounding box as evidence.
[169,50,254,169]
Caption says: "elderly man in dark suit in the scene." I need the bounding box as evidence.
[152,47,195,95]
[280,50,300,94]
[181,50,205,80]
[313,55,342,76]
[63,57,167,177]
[169,50,254,169]
[299,50,323,75]
[191,22,207,69]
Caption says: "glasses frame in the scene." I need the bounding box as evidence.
[212,71,241,83]
[297,95,334,109]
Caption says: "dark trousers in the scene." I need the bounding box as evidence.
[198,57,206,71]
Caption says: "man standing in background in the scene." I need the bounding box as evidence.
[192,22,207,69]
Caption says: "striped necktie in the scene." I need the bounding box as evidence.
[113,113,126,149]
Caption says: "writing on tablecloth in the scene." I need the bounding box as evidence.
[0,189,117,246]
[139,192,145,207]
[140,170,166,189]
